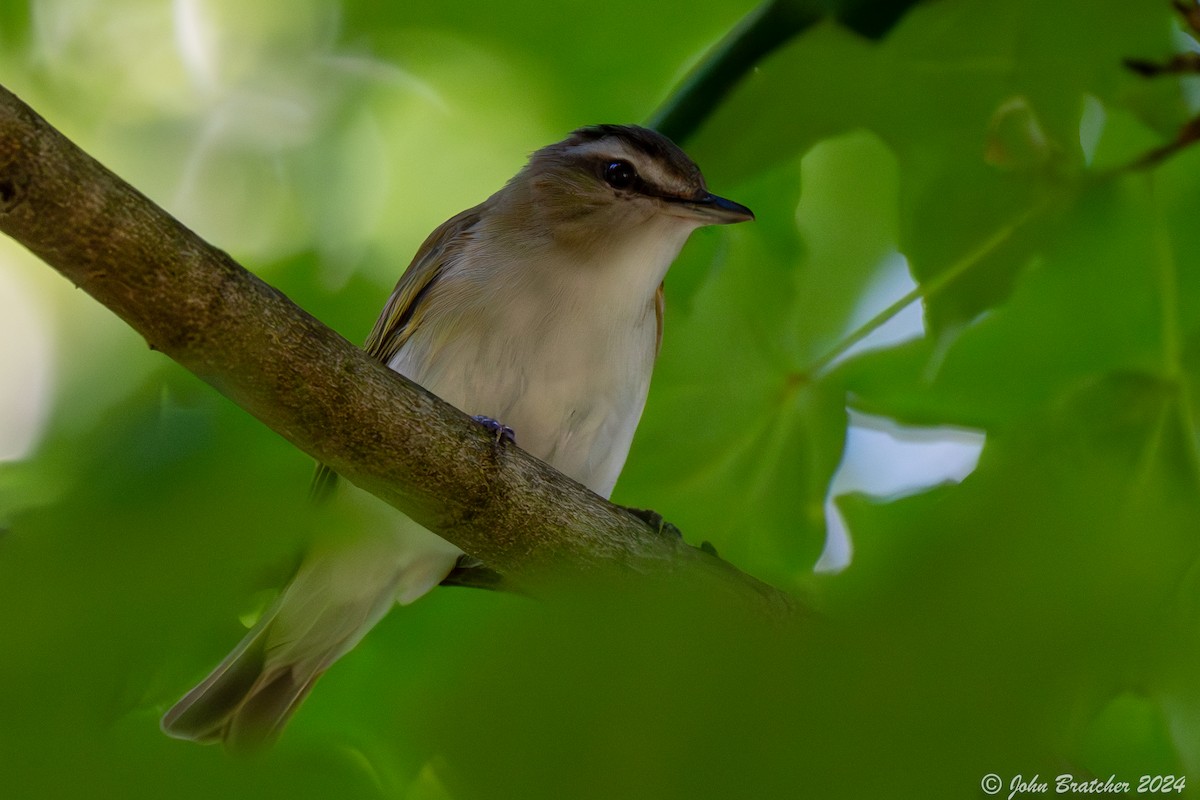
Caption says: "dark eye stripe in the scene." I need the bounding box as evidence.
[592,155,704,204]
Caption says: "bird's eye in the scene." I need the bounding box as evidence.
[603,160,636,189]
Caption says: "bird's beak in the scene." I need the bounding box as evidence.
[678,193,755,225]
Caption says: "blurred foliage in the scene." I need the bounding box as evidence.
[2,0,1200,797]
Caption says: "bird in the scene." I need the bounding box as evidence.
[160,124,754,751]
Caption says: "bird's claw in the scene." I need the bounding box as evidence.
[622,507,718,557]
[472,415,516,446]
[623,506,683,539]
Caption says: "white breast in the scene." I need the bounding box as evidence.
[389,220,692,498]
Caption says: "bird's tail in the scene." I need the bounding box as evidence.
[161,528,460,752]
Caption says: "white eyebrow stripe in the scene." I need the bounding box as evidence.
[568,139,640,162]
[567,139,691,195]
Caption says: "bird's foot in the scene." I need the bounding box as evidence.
[472,415,516,446]
[622,507,719,557]
[622,506,683,539]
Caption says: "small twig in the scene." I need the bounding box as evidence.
[1126,116,1200,172]
[1123,53,1200,77]
[1121,1,1200,170]
[647,0,823,142]
[801,204,1045,378]
[1173,0,1200,35]
[647,0,928,142]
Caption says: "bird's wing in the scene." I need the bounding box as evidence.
[310,205,484,500]
[364,205,483,364]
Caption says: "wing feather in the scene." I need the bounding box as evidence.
[310,205,484,500]
[362,206,482,364]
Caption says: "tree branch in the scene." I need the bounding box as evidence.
[0,83,794,613]
[648,0,928,142]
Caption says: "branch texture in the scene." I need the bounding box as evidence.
[0,84,793,612]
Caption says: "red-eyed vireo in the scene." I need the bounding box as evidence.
[161,124,753,750]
